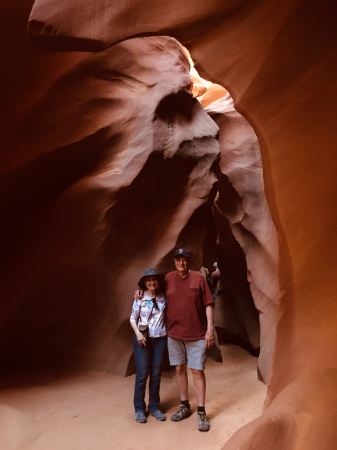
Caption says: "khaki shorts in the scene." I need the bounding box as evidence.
[167,336,206,370]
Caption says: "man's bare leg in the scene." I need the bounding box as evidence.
[191,368,210,431]
[175,363,188,400]
[190,368,206,407]
[171,364,192,421]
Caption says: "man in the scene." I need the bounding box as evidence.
[165,248,215,432]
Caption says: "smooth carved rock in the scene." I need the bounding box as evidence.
[206,94,280,383]
[0,31,219,376]
[27,0,250,52]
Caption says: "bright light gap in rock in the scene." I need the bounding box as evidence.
[183,47,228,108]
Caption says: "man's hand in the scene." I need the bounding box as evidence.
[134,289,144,300]
[205,328,215,349]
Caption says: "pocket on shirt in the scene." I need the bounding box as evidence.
[188,288,198,301]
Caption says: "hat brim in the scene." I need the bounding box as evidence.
[138,273,163,291]
[174,253,189,259]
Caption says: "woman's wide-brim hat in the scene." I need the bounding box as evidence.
[138,268,163,290]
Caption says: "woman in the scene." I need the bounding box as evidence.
[130,268,167,423]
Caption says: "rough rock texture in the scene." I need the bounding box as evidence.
[25,0,337,449]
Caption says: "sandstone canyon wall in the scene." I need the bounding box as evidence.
[1,1,224,376]
[206,95,279,382]
[1,0,268,382]
[1,0,337,449]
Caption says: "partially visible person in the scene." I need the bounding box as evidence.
[130,268,167,424]
[211,262,221,301]
[166,249,214,432]
[200,265,212,291]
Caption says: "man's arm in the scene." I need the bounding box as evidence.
[205,304,215,349]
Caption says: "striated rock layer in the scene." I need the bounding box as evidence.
[25,0,337,449]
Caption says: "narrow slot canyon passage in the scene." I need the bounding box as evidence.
[0,31,274,448]
[3,1,337,449]
[187,52,280,385]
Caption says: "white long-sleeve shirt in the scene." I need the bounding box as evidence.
[130,293,167,338]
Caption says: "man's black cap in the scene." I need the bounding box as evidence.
[174,248,190,259]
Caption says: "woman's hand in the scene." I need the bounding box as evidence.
[136,331,146,346]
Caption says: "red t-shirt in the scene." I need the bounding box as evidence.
[165,270,214,340]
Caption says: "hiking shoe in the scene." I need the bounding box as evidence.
[150,409,166,421]
[170,405,192,422]
[197,412,210,432]
[134,411,147,423]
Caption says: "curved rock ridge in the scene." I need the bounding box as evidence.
[182,56,278,382]
[206,94,279,383]
[27,0,251,51]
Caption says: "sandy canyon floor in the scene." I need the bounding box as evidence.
[0,345,266,450]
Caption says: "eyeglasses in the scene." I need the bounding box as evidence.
[152,297,158,309]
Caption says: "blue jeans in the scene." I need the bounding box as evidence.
[133,334,167,413]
